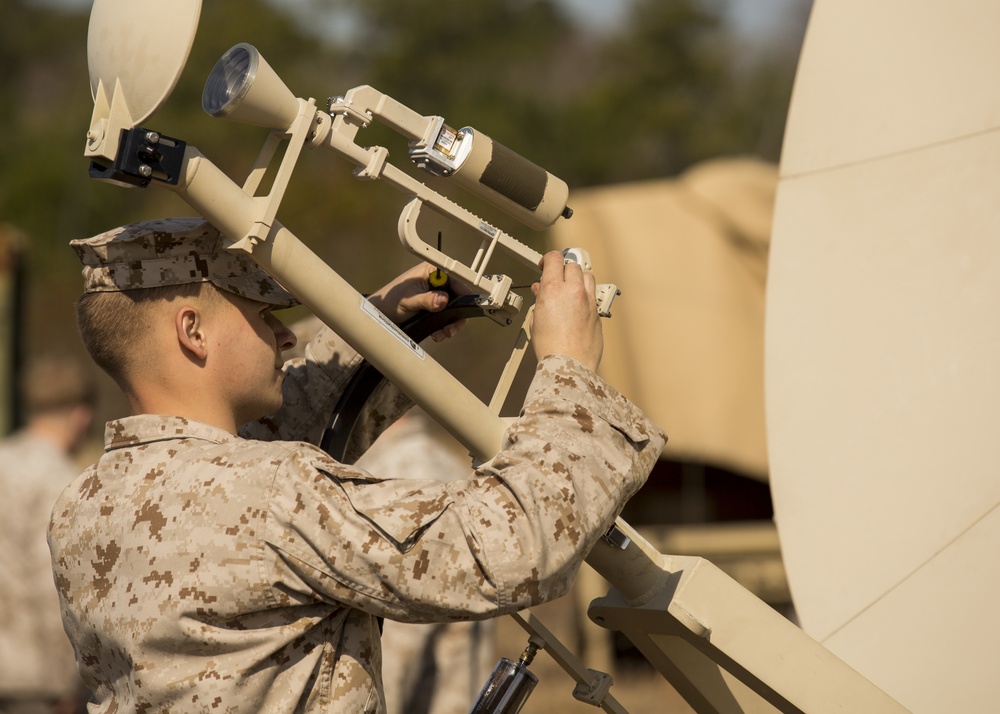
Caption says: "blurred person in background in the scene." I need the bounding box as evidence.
[0,354,96,714]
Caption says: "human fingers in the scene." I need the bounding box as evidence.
[539,251,568,284]
[582,269,598,306]
[562,255,585,277]
[430,317,467,343]
[368,263,448,324]
[396,286,450,315]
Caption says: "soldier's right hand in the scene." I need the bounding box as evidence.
[530,251,604,372]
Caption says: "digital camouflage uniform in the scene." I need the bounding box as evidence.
[355,412,496,714]
[48,218,666,713]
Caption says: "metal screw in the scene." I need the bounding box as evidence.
[145,131,160,145]
[138,165,153,178]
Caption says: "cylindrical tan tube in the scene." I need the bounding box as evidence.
[450,129,571,231]
[171,147,508,462]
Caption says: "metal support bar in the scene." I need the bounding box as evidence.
[509,611,629,714]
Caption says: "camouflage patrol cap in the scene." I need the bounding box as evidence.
[70,217,299,307]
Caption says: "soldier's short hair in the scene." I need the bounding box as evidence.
[71,217,299,385]
[75,282,222,385]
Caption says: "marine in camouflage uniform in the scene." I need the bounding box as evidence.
[0,356,95,714]
[47,218,665,713]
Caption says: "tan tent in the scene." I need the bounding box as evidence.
[548,156,777,481]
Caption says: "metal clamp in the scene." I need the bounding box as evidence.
[602,523,631,550]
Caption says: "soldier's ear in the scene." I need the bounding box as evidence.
[175,305,208,361]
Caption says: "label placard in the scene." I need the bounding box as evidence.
[360,298,425,360]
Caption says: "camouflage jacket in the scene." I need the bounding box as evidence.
[49,324,665,713]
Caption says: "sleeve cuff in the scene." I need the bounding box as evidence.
[525,355,666,447]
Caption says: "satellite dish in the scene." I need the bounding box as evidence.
[767,1,1000,712]
[87,0,202,126]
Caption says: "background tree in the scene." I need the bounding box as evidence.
[0,0,809,424]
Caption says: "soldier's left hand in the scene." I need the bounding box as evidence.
[366,263,467,342]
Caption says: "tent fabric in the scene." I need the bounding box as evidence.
[548,156,776,481]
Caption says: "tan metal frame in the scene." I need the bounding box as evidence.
[82,5,909,710]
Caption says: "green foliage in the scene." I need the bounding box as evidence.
[1,0,805,385]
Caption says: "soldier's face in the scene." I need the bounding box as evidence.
[214,293,297,423]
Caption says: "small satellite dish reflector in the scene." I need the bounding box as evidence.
[87,0,202,127]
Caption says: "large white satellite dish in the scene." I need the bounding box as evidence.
[767,1,1000,711]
